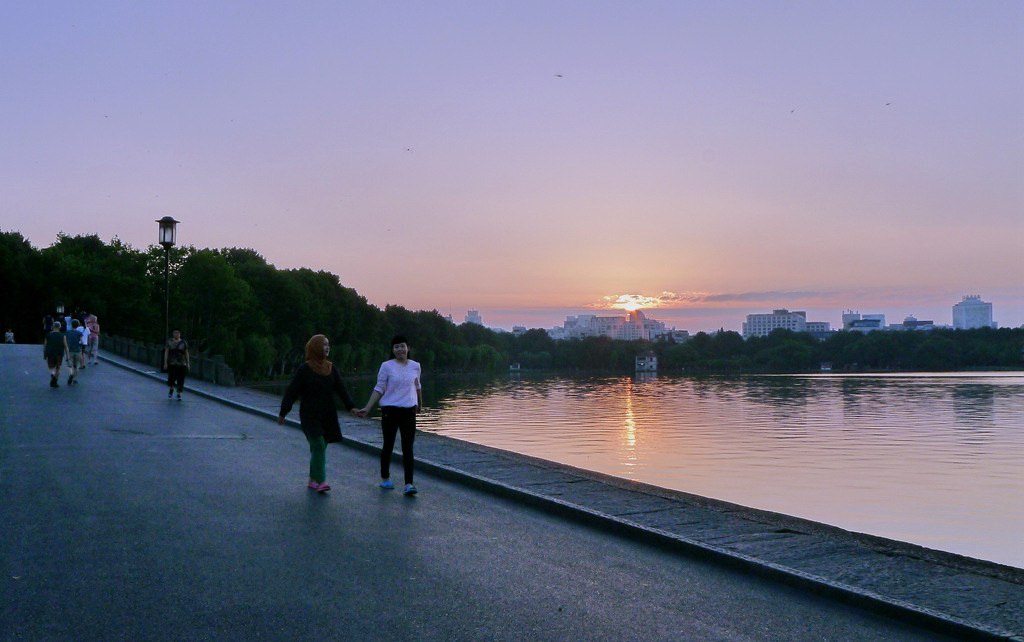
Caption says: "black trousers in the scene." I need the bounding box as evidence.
[380,406,416,483]
[166,364,187,392]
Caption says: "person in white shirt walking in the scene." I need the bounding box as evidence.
[76,318,90,369]
[357,335,423,495]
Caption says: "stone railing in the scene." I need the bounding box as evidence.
[103,335,236,386]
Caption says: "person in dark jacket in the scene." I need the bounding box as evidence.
[277,334,359,493]
[43,321,70,387]
[163,330,190,400]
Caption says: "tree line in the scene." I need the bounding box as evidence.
[3,230,1021,378]
[653,326,1024,373]
[510,325,1023,373]
[0,231,515,380]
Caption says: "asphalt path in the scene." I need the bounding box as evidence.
[0,345,957,641]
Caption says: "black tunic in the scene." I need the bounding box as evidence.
[279,363,355,443]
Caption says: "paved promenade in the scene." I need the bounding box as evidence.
[1,344,1020,640]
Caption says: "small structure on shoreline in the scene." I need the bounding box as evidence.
[635,351,657,373]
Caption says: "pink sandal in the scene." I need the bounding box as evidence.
[316,482,331,493]
[307,481,319,490]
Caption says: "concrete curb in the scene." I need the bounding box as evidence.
[101,355,1023,641]
[410,460,1018,641]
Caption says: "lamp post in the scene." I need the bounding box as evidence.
[156,217,179,343]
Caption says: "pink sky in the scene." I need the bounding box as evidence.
[3,2,1021,332]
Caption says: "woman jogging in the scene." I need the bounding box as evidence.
[278,334,359,494]
[357,335,423,496]
[43,321,70,387]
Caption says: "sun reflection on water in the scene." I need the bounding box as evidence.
[621,380,638,473]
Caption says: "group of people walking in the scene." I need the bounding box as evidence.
[41,320,421,495]
[279,334,422,496]
[42,315,100,387]
[40,314,190,399]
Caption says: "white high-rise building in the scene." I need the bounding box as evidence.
[742,309,806,337]
[952,295,996,330]
[464,310,483,326]
[557,309,670,341]
[743,309,831,338]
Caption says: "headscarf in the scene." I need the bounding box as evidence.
[305,334,333,376]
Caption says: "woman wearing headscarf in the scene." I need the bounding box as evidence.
[278,334,358,493]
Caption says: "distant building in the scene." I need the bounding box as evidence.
[843,311,886,334]
[743,309,806,337]
[889,315,939,331]
[742,309,831,338]
[511,325,527,337]
[556,309,673,341]
[848,318,885,333]
[464,310,483,326]
[663,329,690,343]
[546,326,569,340]
[635,351,657,372]
[805,322,832,340]
[952,295,996,330]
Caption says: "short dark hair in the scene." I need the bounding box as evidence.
[390,335,408,347]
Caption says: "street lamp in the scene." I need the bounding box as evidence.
[156,216,179,343]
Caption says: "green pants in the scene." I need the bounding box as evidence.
[307,435,326,483]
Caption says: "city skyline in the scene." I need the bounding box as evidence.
[3,3,1021,333]
[443,294,1012,335]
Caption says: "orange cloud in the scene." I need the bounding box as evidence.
[590,290,848,311]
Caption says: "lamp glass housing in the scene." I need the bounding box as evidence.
[156,217,179,247]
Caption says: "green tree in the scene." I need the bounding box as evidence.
[173,250,254,356]
[36,234,156,339]
[470,344,505,371]
[912,335,962,371]
[0,230,45,340]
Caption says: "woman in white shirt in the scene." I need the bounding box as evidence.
[357,335,422,495]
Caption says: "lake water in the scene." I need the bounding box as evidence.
[415,372,1024,568]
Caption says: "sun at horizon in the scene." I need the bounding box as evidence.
[604,294,663,313]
